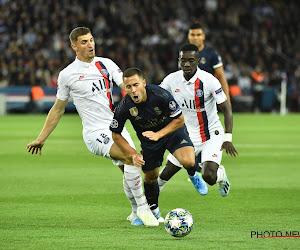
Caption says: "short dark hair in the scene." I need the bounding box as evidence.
[69,27,91,44]
[180,43,199,53]
[189,22,203,30]
[123,68,144,79]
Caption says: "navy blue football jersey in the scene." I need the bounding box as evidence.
[198,45,223,75]
[110,85,182,149]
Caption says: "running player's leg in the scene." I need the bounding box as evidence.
[143,167,161,220]
[109,129,157,224]
[157,154,182,192]
[84,129,149,225]
[141,147,164,223]
[200,134,230,196]
[166,126,207,195]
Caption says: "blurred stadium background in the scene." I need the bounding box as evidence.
[0,0,299,114]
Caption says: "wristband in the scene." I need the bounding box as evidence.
[224,133,232,142]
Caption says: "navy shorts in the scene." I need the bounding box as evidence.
[141,126,193,172]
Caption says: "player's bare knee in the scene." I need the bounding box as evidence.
[181,158,195,169]
[144,168,159,183]
[144,174,158,184]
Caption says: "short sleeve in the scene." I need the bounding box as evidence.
[161,88,182,118]
[210,77,227,104]
[108,59,123,86]
[56,71,70,101]
[212,50,223,69]
[110,99,128,133]
[159,75,172,94]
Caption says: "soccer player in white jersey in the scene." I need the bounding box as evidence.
[158,43,238,197]
[26,27,158,226]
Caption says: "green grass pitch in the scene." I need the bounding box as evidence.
[0,113,300,249]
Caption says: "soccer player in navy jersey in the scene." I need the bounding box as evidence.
[110,68,207,220]
[188,22,231,108]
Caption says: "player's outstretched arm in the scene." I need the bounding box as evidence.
[27,98,68,155]
[142,114,185,141]
[218,101,239,157]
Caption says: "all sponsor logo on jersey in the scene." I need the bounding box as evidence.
[196,89,204,97]
[181,99,205,112]
[182,99,196,109]
[169,101,177,110]
[79,75,85,80]
[110,119,118,128]
[154,107,162,115]
[91,80,109,93]
[129,107,138,117]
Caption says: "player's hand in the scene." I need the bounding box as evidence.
[221,142,239,158]
[27,140,45,155]
[142,131,161,141]
[132,153,145,167]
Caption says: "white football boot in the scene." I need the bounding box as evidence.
[137,205,159,226]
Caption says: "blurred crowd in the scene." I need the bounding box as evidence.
[0,0,299,112]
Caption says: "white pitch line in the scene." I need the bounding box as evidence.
[238,152,299,156]
[236,144,300,149]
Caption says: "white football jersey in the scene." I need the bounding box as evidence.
[57,57,123,136]
[160,67,226,145]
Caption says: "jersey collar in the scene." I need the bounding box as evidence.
[75,57,95,68]
[184,67,201,85]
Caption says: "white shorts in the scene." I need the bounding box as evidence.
[167,133,224,167]
[83,127,136,166]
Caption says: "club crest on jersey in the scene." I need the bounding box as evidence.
[103,137,110,144]
[101,69,108,75]
[129,107,138,117]
[110,119,118,128]
[154,107,162,115]
[196,89,204,97]
[169,101,177,110]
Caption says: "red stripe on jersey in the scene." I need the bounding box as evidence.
[95,61,113,112]
[195,78,208,143]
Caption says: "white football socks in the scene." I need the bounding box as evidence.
[123,176,137,214]
[124,165,148,208]
[216,166,226,183]
[157,176,168,192]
